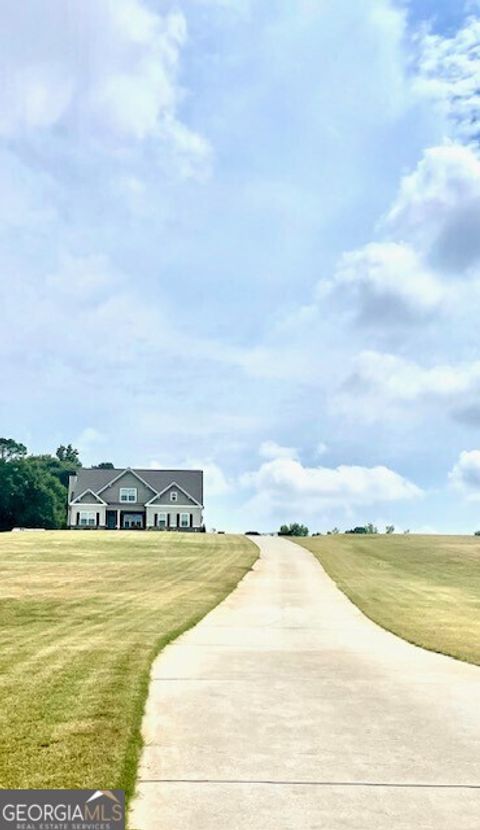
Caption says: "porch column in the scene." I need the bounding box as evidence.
[117,509,120,529]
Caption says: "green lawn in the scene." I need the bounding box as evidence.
[297,534,480,666]
[0,531,257,798]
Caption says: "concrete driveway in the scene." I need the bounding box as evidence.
[130,535,480,829]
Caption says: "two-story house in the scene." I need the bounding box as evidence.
[68,467,204,530]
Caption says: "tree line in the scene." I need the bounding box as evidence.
[278,522,403,537]
[0,438,113,531]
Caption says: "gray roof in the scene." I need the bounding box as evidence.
[70,468,203,505]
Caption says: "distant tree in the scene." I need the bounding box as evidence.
[0,458,66,531]
[92,462,115,469]
[385,525,395,534]
[56,444,81,466]
[278,523,309,537]
[474,530,480,536]
[32,455,69,486]
[0,438,84,530]
[345,524,379,535]
[0,438,27,461]
[404,529,410,535]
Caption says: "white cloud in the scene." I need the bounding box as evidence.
[385,144,480,273]
[189,460,232,496]
[329,241,445,324]
[449,450,480,499]
[415,15,480,143]
[240,456,422,516]
[0,0,208,169]
[259,441,299,460]
[202,462,231,496]
[320,142,480,332]
[347,351,480,401]
[335,351,480,423]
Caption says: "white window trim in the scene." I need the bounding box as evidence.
[180,512,190,528]
[170,490,178,502]
[158,512,167,528]
[79,511,96,526]
[120,487,137,503]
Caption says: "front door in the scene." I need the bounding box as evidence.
[106,510,117,529]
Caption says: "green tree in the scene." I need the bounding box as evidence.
[346,524,379,535]
[56,444,81,465]
[0,459,66,531]
[278,523,309,537]
[0,438,82,530]
[386,525,395,534]
[92,462,115,469]
[0,438,27,461]
[32,452,81,488]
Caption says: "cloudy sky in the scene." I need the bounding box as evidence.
[2,0,480,532]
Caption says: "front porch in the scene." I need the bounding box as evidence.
[106,510,145,529]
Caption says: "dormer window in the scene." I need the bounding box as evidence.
[120,487,137,502]
[170,490,178,502]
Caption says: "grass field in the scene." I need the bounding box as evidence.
[297,534,480,667]
[0,530,257,798]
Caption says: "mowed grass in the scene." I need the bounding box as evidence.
[297,534,480,666]
[0,531,257,797]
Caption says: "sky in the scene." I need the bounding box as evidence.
[2,0,480,533]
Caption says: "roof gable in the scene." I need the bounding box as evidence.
[146,481,201,507]
[70,489,107,506]
[97,468,157,496]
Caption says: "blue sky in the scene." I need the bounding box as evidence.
[2,0,480,532]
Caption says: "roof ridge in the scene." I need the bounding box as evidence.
[86,467,203,472]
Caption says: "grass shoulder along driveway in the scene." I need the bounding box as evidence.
[0,530,257,799]
[296,534,480,667]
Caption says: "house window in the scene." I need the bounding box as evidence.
[79,511,96,527]
[158,512,167,528]
[120,487,137,502]
[180,513,190,528]
[123,513,143,529]
[170,491,178,502]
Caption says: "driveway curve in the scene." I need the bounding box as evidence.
[131,535,480,829]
